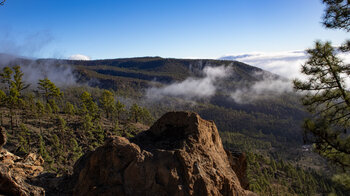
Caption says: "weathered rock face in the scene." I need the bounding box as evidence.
[72,111,255,196]
[225,150,248,189]
[0,148,45,196]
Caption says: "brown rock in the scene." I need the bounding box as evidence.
[0,149,45,196]
[71,111,255,196]
[225,150,248,189]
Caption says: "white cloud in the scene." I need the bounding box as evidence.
[69,54,91,60]
[145,64,294,104]
[219,50,308,79]
[220,49,350,81]
[146,65,232,100]
[0,59,78,87]
[146,50,350,103]
[230,71,293,104]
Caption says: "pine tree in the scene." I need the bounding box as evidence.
[7,81,21,129]
[17,124,31,153]
[38,77,62,104]
[99,90,115,119]
[45,102,53,115]
[114,100,125,120]
[48,99,59,114]
[294,0,350,168]
[38,134,52,164]
[70,138,82,161]
[80,91,99,119]
[0,66,28,128]
[51,134,62,161]
[12,66,29,96]
[63,101,75,115]
[82,113,94,138]
[128,104,154,124]
[322,0,350,31]
[129,103,141,123]
[294,41,350,167]
[140,107,154,125]
[24,92,36,115]
[0,66,13,93]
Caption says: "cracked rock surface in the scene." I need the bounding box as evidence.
[71,111,255,196]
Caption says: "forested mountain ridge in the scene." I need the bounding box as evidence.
[0,54,347,195]
[1,54,270,91]
[0,54,306,152]
[72,57,305,142]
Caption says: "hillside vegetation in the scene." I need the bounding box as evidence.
[0,56,322,163]
[0,58,347,194]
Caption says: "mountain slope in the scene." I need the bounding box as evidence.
[0,55,308,160]
[1,54,340,194]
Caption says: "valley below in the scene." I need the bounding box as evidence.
[0,55,347,195]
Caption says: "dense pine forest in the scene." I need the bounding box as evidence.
[0,65,153,173]
[0,64,348,195]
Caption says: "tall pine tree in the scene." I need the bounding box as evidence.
[294,0,350,168]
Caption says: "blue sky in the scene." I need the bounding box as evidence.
[0,0,348,60]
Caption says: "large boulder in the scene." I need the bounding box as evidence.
[71,111,255,196]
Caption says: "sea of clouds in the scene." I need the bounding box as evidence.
[219,50,308,80]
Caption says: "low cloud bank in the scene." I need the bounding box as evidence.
[146,65,294,104]
[220,49,350,81]
[0,58,78,87]
[219,50,307,79]
[219,50,350,103]
[146,65,232,100]
[21,62,77,87]
[230,72,293,104]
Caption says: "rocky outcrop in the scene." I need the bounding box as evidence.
[71,111,255,196]
[0,112,253,195]
[225,150,248,189]
[0,148,45,195]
